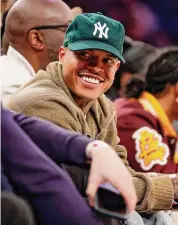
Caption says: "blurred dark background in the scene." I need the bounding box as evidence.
[64,0,178,47]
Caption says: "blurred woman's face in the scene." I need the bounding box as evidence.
[119,72,137,97]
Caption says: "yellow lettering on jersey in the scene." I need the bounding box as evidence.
[132,127,169,170]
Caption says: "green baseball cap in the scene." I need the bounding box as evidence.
[63,12,125,63]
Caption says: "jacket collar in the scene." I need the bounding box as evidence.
[139,91,177,138]
[46,61,94,114]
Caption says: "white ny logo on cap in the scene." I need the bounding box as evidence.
[93,21,109,39]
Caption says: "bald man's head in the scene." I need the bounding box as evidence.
[5,0,72,70]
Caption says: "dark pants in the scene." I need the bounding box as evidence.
[1,192,35,225]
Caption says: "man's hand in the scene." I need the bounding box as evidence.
[85,142,137,214]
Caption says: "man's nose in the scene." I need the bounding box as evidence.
[88,59,104,73]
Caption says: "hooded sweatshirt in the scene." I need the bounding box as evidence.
[114,96,178,173]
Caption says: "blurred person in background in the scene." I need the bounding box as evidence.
[114,48,178,173]
[0,0,73,103]
[140,0,178,46]
[1,0,15,36]
[64,0,177,46]
[1,0,15,18]
[106,41,159,100]
[1,1,83,56]
[1,0,17,55]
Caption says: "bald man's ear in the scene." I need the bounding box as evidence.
[59,46,67,60]
[28,30,45,51]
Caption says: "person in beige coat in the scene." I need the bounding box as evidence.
[6,12,178,217]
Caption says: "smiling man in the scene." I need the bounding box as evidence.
[59,49,120,105]
[6,13,178,215]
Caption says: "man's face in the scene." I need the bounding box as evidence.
[59,47,120,101]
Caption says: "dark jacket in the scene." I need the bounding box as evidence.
[1,107,103,225]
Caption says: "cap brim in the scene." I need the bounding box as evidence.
[67,40,125,63]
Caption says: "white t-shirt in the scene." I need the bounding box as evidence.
[1,46,35,104]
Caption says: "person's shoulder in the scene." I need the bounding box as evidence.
[6,70,66,112]
[114,98,142,112]
[114,98,159,126]
[1,54,24,74]
[115,98,150,116]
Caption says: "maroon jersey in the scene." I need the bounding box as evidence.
[114,97,178,173]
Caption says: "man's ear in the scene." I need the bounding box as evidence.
[59,46,66,60]
[28,30,45,51]
[116,60,121,70]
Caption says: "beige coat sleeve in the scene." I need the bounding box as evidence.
[6,97,83,133]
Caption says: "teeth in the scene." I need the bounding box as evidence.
[82,76,99,84]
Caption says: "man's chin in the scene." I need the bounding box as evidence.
[72,91,99,101]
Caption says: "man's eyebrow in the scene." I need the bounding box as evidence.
[77,50,118,59]
[107,53,118,59]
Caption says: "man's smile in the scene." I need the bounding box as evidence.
[77,71,105,85]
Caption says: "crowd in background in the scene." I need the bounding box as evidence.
[2,0,178,49]
[64,0,178,47]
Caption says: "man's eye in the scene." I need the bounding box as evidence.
[103,58,114,65]
[77,51,91,59]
